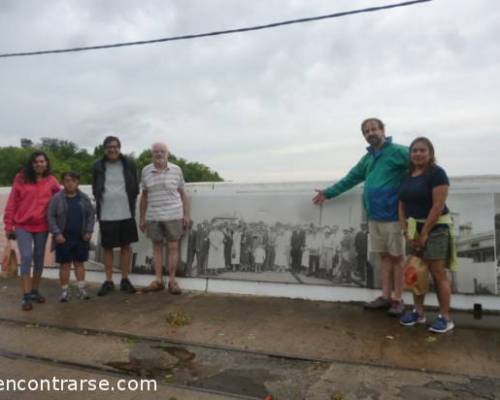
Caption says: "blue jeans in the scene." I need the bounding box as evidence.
[15,228,48,277]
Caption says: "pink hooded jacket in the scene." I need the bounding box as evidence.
[4,173,61,233]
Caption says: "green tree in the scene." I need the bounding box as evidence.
[39,138,95,183]
[136,149,152,172]
[0,147,32,186]
[93,144,105,159]
[135,149,223,183]
[20,138,33,148]
[0,139,223,186]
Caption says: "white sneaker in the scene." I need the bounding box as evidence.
[77,288,90,300]
[59,289,70,303]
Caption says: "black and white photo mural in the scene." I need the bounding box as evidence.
[2,179,499,296]
[127,179,500,295]
[132,183,365,287]
[494,194,500,295]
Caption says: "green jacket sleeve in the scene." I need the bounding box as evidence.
[323,155,368,199]
[394,144,410,169]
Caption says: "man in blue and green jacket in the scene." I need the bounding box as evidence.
[313,118,409,316]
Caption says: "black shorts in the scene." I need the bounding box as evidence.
[56,240,89,264]
[99,218,139,249]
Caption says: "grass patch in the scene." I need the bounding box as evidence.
[166,311,191,327]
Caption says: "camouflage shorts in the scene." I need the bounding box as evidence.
[409,226,450,261]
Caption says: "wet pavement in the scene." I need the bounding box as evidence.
[0,358,236,400]
[0,276,499,399]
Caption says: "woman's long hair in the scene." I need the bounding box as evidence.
[22,151,52,183]
[409,136,436,174]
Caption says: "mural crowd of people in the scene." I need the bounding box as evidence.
[177,219,371,287]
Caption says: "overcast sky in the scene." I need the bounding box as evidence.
[0,0,499,182]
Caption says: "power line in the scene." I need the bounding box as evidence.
[0,0,432,58]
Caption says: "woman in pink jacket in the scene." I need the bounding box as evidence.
[4,151,60,311]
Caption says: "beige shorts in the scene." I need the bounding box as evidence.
[368,221,404,257]
[146,220,183,242]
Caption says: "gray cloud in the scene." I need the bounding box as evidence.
[0,0,499,182]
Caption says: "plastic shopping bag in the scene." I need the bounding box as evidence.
[404,255,429,295]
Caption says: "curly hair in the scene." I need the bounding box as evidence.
[22,151,52,183]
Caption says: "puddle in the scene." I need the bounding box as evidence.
[104,342,326,397]
[106,343,196,378]
[194,368,272,397]
[156,345,196,363]
[105,361,170,378]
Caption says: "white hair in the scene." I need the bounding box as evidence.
[151,142,170,154]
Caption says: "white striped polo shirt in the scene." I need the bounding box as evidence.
[141,162,185,221]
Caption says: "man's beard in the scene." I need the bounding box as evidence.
[367,136,382,147]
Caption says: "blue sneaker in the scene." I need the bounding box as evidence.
[429,315,455,333]
[21,295,33,311]
[400,310,426,326]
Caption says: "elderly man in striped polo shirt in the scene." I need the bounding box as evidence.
[139,143,191,294]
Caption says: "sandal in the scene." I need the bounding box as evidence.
[141,280,165,293]
[168,281,182,295]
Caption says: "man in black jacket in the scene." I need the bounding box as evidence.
[92,136,139,296]
[290,227,305,273]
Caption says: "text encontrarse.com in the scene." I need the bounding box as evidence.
[0,378,157,392]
